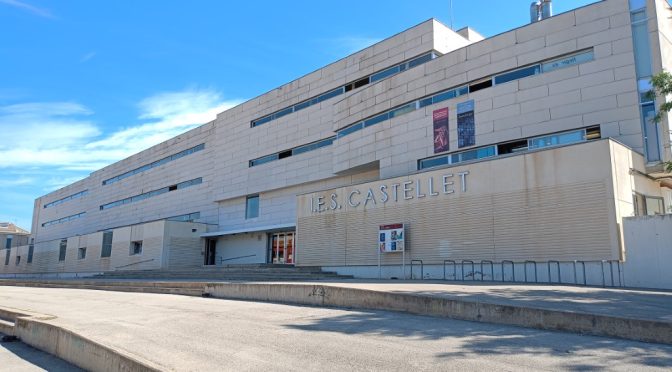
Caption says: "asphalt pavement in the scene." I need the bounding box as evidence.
[1,286,671,371]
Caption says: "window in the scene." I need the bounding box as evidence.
[78,247,87,260]
[102,144,205,185]
[130,241,143,256]
[44,190,88,208]
[246,195,260,219]
[5,235,12,249]
[468,79,493,93]
[633,193,664,216]
[249,137,335,167]
[101,231,113,258]
[100,178,202,210]
[27,244,34,263]
[4,249,9,266]
[528,129,585,150]
[494,65,541,85]
[42,212,86,227]
[166,212,201,222]
[630,10,653,78]
[58,239,67,262]
[15,256,20,266]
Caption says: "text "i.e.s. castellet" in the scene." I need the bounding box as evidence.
[310,171,470,213]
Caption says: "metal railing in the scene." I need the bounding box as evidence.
[416,258,625,287]
[115,258,155,270]
[219,254,256,264]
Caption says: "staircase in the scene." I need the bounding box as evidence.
[90,264,353,281]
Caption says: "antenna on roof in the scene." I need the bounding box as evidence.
[449,0,454,30]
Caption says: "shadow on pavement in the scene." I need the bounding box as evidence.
[284,308,672,370]
[0,334,83,372]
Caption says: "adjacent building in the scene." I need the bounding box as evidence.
[2,0,671,282]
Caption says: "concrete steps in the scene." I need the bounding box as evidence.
[90,265,353,281]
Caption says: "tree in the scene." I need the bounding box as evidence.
[649,71,672,173]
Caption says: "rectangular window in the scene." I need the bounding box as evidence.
[100,178,202,210]
[631,11,653,79]
[58,239,67,262]
[528,129,585,150]
[645,196,665,215]
[130,241,143,256]
[246,195,260,219]
[78,247,87,260]
[542,50,594,73]
[5,235,12,249]
[27,244,34,263]
[494,65,541,85]
[101,231,113,258]
[4,249,9,266]
[15,256,20,266]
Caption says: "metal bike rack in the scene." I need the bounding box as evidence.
[480,260,494,281]
[524,260,538,283]
[461,260,475,281]
[410,260,424,280]
[443,260,457,281]
[501,260,515,282]
[548,260,561,284]
[573,260,587,286]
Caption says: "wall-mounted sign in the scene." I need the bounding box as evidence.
[379,224,405,252]
[457,100,475,148]
[432,108,449,154]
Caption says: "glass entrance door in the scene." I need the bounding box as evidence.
[270,232,294,264]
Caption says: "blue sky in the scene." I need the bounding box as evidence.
[0,0,596,230]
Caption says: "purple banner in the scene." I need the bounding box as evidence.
[433,108,449,154]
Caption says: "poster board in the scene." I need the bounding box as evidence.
[457,100,475,148]
[379,224,405,252]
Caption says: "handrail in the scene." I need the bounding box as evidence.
[461,260,475,281]
[480,260,494,281]
[410,260,424,280]
[502,260,515,282]
[115,258,155,270]
[220,254,256,263]
[443,260,457,281]
[548,260,561,284]
[524,260,538,283]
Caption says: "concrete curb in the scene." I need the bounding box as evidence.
[0,307,163,372]
[204,282,672,345]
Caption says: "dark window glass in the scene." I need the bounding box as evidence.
[432,90,457,104]
[419,156,449,170]
[353,78,370,89]
[246,195,259,219]
[418,97,433,108]
[294,100,311,112]
[336,122,363,138]
[4,249,9,266]
[5,237,11,249]
[58,239,67,262]
[408,53,433,68]
[364,113,389,127]
[101,231,113,258]
[469,79,493,93]
[27,244,34,263]
[252,115,274,127]
[317,87,345,102]
[494,65,541,85]
[250,154,278,167]
[370,66,400,83]
[278,150,292,159]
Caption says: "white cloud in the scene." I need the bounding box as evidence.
[0,88,243,174]
[0,0,54,19]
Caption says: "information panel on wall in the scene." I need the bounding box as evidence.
[432,108,449,154]
[379,224,405,252]
[457,100,475,148]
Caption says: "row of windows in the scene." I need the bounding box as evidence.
[166,211,201,222]
[336,49,595,139]
[41,212,86,227]
[102,144,205,186]
[44,190,88,209]
[249,137,335,167]
[250,52,438,128]
[418,127,600,170]
[54,232,142,263]
[100,177,203,210]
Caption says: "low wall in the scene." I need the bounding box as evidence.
[623,215,672,290]
[205,282,672,345]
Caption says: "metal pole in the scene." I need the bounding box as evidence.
[449,0,454,30]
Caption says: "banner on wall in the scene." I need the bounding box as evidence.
[379,224,405,253]
[432,108,450,154]
[457,100,475,148]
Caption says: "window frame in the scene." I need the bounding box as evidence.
[245,195,260,219]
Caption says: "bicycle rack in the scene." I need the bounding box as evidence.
[480,260,494,281]
[410,260,424,280]
[501,260,515,282]
[461,260,475,281]
[524,260,538,283]
[573,260,587,286]
[443,260,457,281]
[548,260,561,284]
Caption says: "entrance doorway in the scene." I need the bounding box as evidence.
[204,239,217,266]
[270,232,294,264]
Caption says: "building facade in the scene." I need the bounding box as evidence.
[2,0,671,279]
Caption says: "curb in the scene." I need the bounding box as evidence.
[204,282,672,345]
[0,307,163,372]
